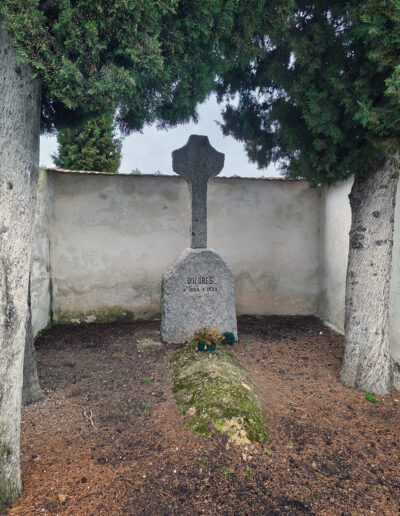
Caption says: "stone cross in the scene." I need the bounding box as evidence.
[172,135,224,248]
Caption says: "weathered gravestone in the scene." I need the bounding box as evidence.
[161,135,237,343]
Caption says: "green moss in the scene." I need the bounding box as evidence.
[0,481,21,509]
[0,442,20,508]
[169,343,268,445]
[0,442,12,456]
[34,322,52,341]
[53,306,137,325]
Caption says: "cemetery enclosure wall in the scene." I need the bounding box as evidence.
[31,168,400,360]
[319,177,400,362]
[317,177,353,333]
[31,169,52,336]
[31,170,321,331]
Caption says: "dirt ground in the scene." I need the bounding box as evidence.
[7,316,400,515]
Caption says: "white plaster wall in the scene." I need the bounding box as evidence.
[46,170,321,324]
[208,178,321,315]
[49,171,190,322]
[31,169,52,336]
[318,178,352,333]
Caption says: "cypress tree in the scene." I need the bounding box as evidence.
[53,115,122,173]
[218,0,400,394]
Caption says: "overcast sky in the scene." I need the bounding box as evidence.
[40,94,281,178]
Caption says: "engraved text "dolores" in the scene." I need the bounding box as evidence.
[187,276,214,285]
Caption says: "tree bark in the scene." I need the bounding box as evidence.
[0,23,41,505]
[340,153,400,395]
[22,158,43,406]
[22,278,44,406]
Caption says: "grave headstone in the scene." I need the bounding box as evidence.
[161,135,237,343]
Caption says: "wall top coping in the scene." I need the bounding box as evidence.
[45,168,307,182]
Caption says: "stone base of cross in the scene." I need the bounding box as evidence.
[161,135,237,343]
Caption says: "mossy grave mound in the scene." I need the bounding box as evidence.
[169,343,268,446]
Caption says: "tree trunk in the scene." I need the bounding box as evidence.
[340,153,400,395]
[0,23,41,505]
[22,278,44,406]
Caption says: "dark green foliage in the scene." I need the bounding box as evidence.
[52,115,121,173]
[1,0,273,133]
[222,331,235,346]
[218,0,400,185]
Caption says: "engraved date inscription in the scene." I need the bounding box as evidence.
[183,275,218,294]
